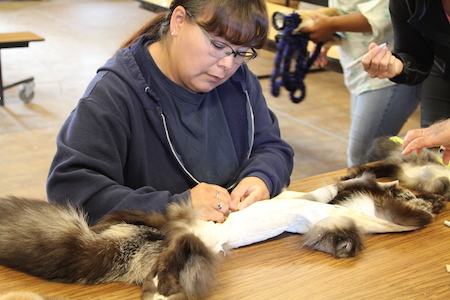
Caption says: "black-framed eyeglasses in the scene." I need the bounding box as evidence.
[185,10,258,65]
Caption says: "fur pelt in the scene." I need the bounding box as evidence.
[291,172,447,258]
[345,136,450,199]
[0,168,446,298]
[0,197,220,300]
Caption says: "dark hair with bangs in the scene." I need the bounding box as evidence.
[120,0,268,49]
[195,1,268,48]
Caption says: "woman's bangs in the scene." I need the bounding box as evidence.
[200,7,268,48]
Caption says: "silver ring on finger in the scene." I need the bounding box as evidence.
[215,191,220,199]
[216,201,223,211]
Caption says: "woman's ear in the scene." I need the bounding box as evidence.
[169,6,188,37]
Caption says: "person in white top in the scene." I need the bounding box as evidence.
[302,0,421,166]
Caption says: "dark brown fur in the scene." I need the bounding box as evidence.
[301,172,447,258]
[0,159,446,297]
[303,216,364,258]
[345,137,450,199]
[319,137,450,258]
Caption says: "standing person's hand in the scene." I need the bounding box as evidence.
[190,183,231,223]
[301,14,336,44]
[362,43,403,79]
[312,45,330,68]
[230,177,270,211]
[402,119,450,165]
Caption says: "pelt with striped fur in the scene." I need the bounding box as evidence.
[0,163,447,298]
[300,172,447,258]
[0,197,220,300]
[345,136,450,198]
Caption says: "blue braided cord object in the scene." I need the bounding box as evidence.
[270,13,323,104]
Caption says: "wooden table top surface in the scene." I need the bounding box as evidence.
[0,167,449,299]
[0,32,44,46]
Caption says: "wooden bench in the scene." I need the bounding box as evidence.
[135,0,342,73]
[0,31,45,106]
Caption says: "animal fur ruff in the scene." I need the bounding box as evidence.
[0,198,220,300]
[0,173,446,299]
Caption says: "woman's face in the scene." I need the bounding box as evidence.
[169,11,251,93]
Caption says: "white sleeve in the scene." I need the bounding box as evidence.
[357,0,393,42]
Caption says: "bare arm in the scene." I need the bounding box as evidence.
[302,11,372,44]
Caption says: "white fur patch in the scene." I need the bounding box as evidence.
[150,276,169,300]
[403,164,450,180]
[340,192,377,218]
[100,224,139,238]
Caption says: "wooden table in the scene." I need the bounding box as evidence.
[135,0,342,73]
[0,32,44,49]
[0,31,44,105]
[0,167,449,299]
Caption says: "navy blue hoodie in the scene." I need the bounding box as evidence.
[47,36,294,224]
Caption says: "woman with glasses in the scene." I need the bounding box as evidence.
[46,0,294,225]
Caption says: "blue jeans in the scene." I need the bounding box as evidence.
[347,83,422,167]
[420,59,450,128]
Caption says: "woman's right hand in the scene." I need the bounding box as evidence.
[362,43,404,79]
[190,182,231,223]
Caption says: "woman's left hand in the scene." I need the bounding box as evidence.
[230,177,270,211]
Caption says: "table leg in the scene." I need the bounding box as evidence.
[0,50,4,106]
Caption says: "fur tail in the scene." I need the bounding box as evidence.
[0,196,106,283]
[140,204,221,299]
[374,192,433,228]
[367,136,403,162]
[303,216,364,258]
[368,136,444,166]
[141,233,220,300]
[0,196,165,284]
[0,196,220,299]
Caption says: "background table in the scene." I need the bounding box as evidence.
[0,167,449,299]
[0,31,44,105]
